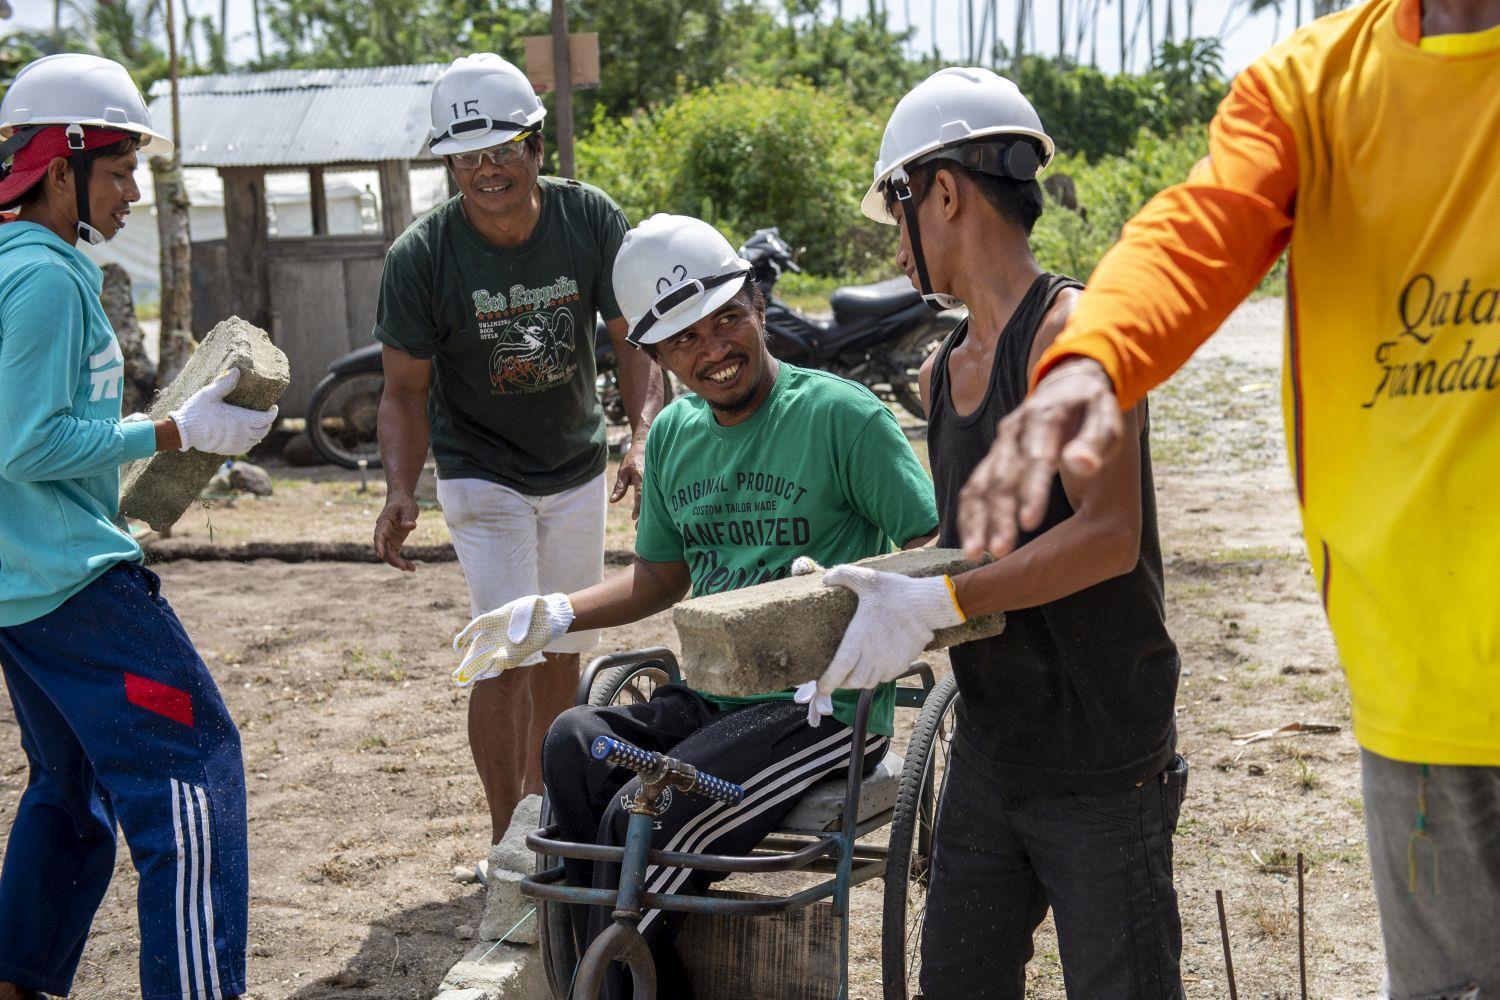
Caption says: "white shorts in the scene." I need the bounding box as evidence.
[437,473,606,656]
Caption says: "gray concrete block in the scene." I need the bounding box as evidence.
[478,868,539,944]
[673,548,1004,697]
[440,941,549,1000]
[119,317,289,531]
[434,989,490,1000]
[488,794,542,876]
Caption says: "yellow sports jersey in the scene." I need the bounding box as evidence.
[1036,0,1500,764]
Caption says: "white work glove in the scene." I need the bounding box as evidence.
[169,369,278,455]
[788,556,833,726]
[452,593,574,687]
[813,566,965,698]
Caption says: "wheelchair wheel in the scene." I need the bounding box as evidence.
[881,673,960,999]
[537,660,675,998]
[587,661,672,708]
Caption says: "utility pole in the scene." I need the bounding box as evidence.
[551,0,574,178]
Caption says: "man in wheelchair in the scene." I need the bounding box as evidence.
[452,213,940,999]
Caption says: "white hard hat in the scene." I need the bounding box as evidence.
[429,54,546,156]
[861,66,1053,224]
[0,53,172,154]
[615,214,753,347]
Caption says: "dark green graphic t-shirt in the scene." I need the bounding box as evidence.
[374,177,627,495]
[635,363,939,735]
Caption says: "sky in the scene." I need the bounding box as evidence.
[5,0,1309,77]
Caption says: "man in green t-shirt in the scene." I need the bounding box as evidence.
[452,214,937,999]
[370,54,661,845]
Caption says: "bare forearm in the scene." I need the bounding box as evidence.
[378,395,429,499]
[951,512,1138,618]
[569,559,689,633]
[611,322,663,441]
[153,418,181,452]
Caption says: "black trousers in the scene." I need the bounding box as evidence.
[541,684,888,1000]
[920,735,1189,1000]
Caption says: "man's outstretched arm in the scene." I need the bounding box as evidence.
[452,558,690,686]
[959,65,1301,558]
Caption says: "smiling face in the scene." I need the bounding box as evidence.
[88,146,142,241]
[652,282,776,423]
[447,135,542,220]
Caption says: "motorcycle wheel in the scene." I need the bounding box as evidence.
[306,371,384,470]
[597,365,675,426]
[891,380,927,421]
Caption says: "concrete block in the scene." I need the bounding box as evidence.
[487,794,542,876]
[119,317,289,531]
[673,548,1004,697]
[440,941,549,1000]
[434,990,490,1000]
[477,868,539,944]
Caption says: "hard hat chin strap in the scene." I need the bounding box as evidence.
[66,124,105,246]
[892,171,963,312]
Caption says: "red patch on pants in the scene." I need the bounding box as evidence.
[123,673,194,727]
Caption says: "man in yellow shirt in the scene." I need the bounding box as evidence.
[954,0,1500,994]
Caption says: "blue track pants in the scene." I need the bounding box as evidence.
[0,561,247,999]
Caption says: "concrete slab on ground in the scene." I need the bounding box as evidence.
[438,941,549,1000]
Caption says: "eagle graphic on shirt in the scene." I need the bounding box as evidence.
[488,307,577,393]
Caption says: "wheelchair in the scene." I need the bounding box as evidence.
[522,646,961,1000]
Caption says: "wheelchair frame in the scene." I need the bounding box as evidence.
[522,646,959,1000]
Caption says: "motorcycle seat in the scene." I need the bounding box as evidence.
[828,276,923,321]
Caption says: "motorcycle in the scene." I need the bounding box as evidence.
[307,228,958,467]
[305,325,640,469]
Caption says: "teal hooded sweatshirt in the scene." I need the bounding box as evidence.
[0,221,159,626]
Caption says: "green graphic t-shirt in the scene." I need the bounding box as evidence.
[374,177,627,495]
[636,363,939,735]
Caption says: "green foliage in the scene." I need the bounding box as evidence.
[1014,39,1226,161]
[577,79,892,277]
[1031,125,1208,280]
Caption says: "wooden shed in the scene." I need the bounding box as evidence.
[148,64,450,417]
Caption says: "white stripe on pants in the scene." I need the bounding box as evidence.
[171,778,223,1000]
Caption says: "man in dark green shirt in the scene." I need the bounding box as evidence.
[371,53,661,846]
[452,214,937,999]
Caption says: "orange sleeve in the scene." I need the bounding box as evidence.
[1033,65,1300,407]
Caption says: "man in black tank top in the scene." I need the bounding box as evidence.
[817,68,1187,998]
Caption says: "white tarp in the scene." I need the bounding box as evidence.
[85,164,450,302]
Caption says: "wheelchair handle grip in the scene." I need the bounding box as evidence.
[691,770,744,805]
[590,736,745,805]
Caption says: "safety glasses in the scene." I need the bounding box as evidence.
[450,133,534,169]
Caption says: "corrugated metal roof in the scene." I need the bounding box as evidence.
[147,63,447,167]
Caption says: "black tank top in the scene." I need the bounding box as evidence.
[928,273,1179,793]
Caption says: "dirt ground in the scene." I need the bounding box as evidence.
[0,297,1388,999]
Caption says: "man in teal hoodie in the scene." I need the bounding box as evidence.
[0,55,273,1000]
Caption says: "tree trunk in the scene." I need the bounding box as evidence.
[1014,0,1028,68]
[1165,0,1174,42]
[100,264,157,414]
[1146,0,1155,63]
[252,0,265,61]
[1119,0,1127,70]
[1057,0,1067,64]
[151,156,196,386]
